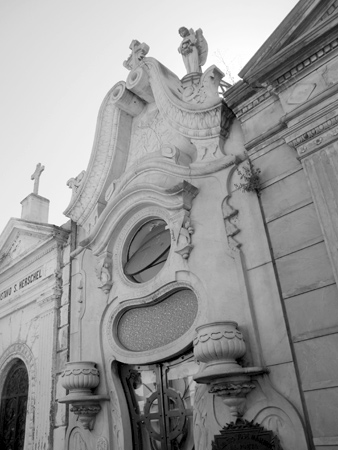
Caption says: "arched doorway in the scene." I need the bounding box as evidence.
[120,351,197,450]
[0,360,29,450]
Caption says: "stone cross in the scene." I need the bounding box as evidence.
[123,40,149,70]
[31,163,45,195]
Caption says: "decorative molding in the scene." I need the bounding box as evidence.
[105,281,202,365]
[276,38,338,86]
[318,0,338,23]
[0,242,58,284]
[244,376,309,450]
[64,91,122,225]
[141,58,229,139]
[68,428,89,450]
[236,91,271,118]
[80,180,199,258]
[94,252,113,294]
[288,114,338,159]
[290,114,338,147]
[0,343,37,450]
[96,437,108,450]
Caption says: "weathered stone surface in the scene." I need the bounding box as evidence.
[305,387,338,437]
[260,169,312,222]
[268,202,323,259]
[246,262,292,366]
[285,284,338,339]
[276,242,335,299]
[294,333,338,391]
[59,304,69,328]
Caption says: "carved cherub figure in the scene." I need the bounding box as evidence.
[178,27,208,74]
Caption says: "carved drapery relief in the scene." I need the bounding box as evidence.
[0,343,37,450]
[128,107,178,166]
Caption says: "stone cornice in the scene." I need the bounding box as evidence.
[275,36,338,86]
[79,182,198,256]
[108,154,239,200]
[287,113,338,159]
[242,12,338,86]
[234,91,272,119]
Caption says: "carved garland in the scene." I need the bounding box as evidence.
[0,343,37,450]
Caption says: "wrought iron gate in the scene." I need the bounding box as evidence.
[120,352,196,450]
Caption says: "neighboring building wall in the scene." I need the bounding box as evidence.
[0,221,70,449]
[225,2,338,445]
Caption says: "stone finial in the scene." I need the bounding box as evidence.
[31,163,45,195]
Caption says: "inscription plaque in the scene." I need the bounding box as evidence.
[212,420,283,450]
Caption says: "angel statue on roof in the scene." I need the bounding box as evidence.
[178,27,208,74]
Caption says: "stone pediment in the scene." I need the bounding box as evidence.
[239,0,338,86]
[0,219,62,271]
[64,45,237,230]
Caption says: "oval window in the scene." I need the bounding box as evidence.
[124,219,171,283]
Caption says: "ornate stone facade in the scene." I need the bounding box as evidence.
[3,2,338,449]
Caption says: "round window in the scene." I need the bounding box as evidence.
[124,219,171,283]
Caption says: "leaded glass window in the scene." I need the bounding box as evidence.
[0,360,28,450]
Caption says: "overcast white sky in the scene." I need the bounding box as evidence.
[0,0,299,232]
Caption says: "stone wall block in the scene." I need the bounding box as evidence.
[58,325,69,351]
[56,349,68,373]
[302,148,338,286]
[53,426,66,450]
[61,263,70,286]
[62,243,71,266]
[54,402,67,427]
[59,304,69,328]
[60,283,70,306]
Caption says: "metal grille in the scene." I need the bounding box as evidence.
[0,360,28,450]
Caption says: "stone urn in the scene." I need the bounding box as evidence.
[61,361,100,396]
[193,321,247,383]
